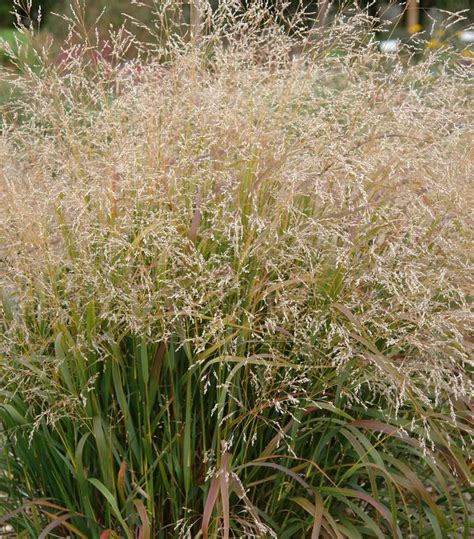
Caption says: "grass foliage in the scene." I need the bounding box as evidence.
[0,1,473,537]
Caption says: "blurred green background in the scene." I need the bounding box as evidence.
[0,0,472,70]
[0,1,472,30]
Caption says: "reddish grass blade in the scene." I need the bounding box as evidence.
[117,460,127,506]
[323,487,397,538]
[350,419,420,448]
[41,509,88,539]
[38,513,76,539]
[189,195,202,243]
[291,494,325,539]
[0,499,78,526]
[201,476,220,539]
[238,460,313,495]
[219,453,231,539]
[134,500,151,539]
[312,493,324,539]
[99,530,122,539]
[202,451,233,539]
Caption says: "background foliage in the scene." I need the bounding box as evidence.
[0,1,473,29]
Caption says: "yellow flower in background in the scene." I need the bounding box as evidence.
[462,49,474,58]
[426,39,440,49]
[409,23,422,34]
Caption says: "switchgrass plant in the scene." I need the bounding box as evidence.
[0,1,473,537]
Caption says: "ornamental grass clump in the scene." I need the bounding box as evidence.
[0,1,473,537]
